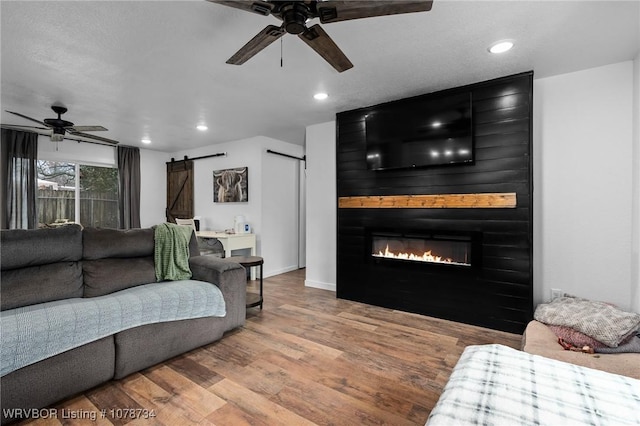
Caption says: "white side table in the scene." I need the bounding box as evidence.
[196,231,257,279]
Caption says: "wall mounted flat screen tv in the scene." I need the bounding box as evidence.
[365,92,473,170]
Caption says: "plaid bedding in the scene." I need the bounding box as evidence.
[426,344,640,425]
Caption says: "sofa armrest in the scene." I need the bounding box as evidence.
[522,320,640,379]
[189,256,246,329]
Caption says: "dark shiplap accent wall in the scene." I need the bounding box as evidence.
[336,72,533,334]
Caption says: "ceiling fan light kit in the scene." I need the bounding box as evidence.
[209,0,433,72]
[51,128,65,142]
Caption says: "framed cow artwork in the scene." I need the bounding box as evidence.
[213,167,248,203]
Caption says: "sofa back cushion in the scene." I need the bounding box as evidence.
[83,228,156,297]
[1,224,83,269]
[1,225,84,310]
[82,227,200,297]
[83,227,155,260]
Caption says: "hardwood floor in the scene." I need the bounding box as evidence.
[19,269,522,425]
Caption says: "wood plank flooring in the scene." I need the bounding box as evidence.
[18,269,521,425]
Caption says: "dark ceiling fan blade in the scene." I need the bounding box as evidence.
[67,130,119,145]
[317,0,433,24]
[1,124,52,138]
[62,134,119,147]
[0,124,49,131]
[227,24,285,65]
[298,24,353,73]
[5,110,49,127]
[68,125,108,132]
[206,0,274,16]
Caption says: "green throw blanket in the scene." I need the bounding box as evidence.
[154,222,193,281]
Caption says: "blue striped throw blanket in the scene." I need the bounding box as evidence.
[1,279,225,377]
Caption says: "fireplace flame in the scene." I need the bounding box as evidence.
[373,244,469,266]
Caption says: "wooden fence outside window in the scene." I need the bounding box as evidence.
[38,188,118,228]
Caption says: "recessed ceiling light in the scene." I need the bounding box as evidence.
[196,124,208,131]
[141,138,151,144]
[489,40,514,54]
[314,92,328,100]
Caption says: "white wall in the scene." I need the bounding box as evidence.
[173,137,262,234]
[139,148,169,228]
[298,160,307,268]
[304,121,337,291]
[632,52,640,313]
[534,61,636,311]
[172,136,303,278]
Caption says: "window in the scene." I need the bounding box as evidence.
[37,160,119,228]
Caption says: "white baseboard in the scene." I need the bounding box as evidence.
[304,279,336,292]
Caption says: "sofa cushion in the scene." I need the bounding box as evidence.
[83,257,156,297]
[114,317,225,379]
[0,336,114,425]
[83,227,154,260]
[1,262,84,311]
[82,227,201,296]
[1,224,82,270]
[83,226,200,260]
[83,227,157,297]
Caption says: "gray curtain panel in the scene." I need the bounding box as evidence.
[117,146,141,229]
[1,129,38,229]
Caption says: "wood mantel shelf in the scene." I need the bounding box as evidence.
[338,192,517,209]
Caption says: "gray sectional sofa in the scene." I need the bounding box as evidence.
[0,224,246,424]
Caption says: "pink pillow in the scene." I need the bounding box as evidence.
[547,325,606,349]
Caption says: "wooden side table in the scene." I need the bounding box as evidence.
[225,255,263,309]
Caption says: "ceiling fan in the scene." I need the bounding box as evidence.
[208,0,433,72]
[1,105,119,145]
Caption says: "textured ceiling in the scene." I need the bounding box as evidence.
[1,1,639,152]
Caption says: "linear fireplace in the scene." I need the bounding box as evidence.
[369,230,481,271]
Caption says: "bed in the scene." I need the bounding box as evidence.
[426,344,640,425]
